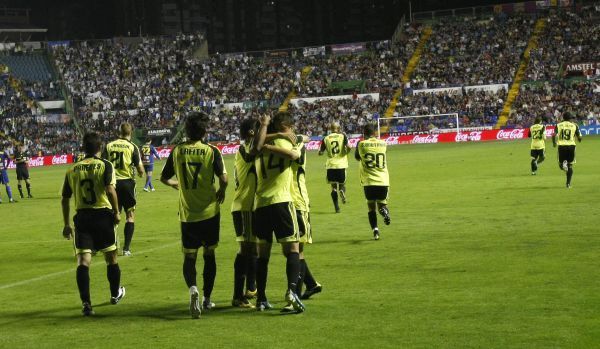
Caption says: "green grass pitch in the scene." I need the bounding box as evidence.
[1,138,599,348]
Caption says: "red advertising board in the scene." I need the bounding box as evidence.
[6,154,73,169]
[156,127,554,156]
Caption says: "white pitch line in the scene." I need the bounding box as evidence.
[0,241,180,291]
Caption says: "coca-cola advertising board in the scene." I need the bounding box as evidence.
[6,154,73,169]
[156,128,548,156]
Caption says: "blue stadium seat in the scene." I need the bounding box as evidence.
[0,54,54,82]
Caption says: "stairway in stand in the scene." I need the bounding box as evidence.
[383,26,432,120]
[494,18,546,129]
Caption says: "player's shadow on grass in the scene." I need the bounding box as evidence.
[512,185,556,191]
[314,239,371,245]
[0,301,303,324]
[26,196,60,200]
[0,306,111,326]
[309,211,339,216]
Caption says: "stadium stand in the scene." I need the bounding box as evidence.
[509,80,600,128]
[1,2,598,154]
[410,14,534,89]
[526,10,600,81]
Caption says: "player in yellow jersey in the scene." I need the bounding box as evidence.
[289,134,322,303]
[319,122,350,213]
[61,132,125,316]
[251,112,305,313]
[552,112,582,188]
[161,112,228,319]
[355,124,390,240]
[103,123,145,256]
[528,117,546,175]
[230,118,259,309]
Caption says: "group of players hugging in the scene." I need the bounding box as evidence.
[60,111,391,317]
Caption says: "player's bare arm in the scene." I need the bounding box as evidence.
[136,160,145,178]
[264,132,297,145]
[318,140,326,155]
[251,113,271,153]
[106,184,121,225]
[61,196,73,240]
[262,144,300,161]
[160,176,179,190]
[216,173,228,204]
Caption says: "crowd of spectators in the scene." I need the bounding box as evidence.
[298,32,421,100]
[508,80,600,127]
[0,76,77,155]
[2,115,78,155]
[22,80,63,101]
[53,33,205,138]
[410,14,533,88]
[392,88,505,129]
[196,54,298,105]
[525,9,600,81]
[289,96,384,136]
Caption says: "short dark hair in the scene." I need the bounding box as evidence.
[240,118,258,140]
[83,132,102,155]
[185,111,209,141]
[534,116,542,124]
[562,112,572,121]
[269,112,293,133]
[145,137,152,143]
[363,124,376,138]
[119,123,133,137]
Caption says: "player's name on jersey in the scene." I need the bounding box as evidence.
[73,163,102,172]
[110,143,131,149]
[360,141,386,148]
[179,147,209,156]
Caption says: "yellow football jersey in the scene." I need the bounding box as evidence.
[62,156,116,210]
[321,133,349,169]
[103,138,141,180]
[529,124,546,150]
[555,121,581,146]
[161,141,227,222]
[231,143,257,212]
[254,138,299,209]
[356,137,389,186]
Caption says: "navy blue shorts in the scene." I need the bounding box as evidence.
[144,164,154,172]
[0,169,9,184]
